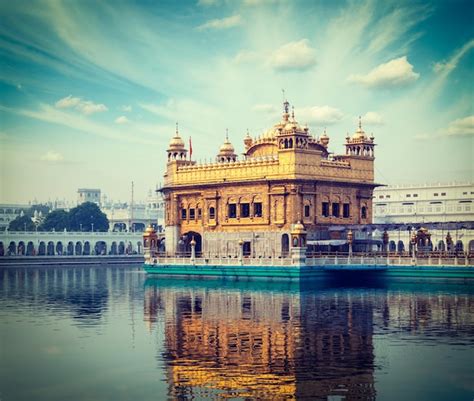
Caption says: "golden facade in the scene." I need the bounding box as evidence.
[161,101,377,255]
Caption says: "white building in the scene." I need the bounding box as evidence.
[373,182,474,224]
[77,188,101,206]
[101,190,164,232]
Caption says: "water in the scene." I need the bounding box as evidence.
[1,266,473,401]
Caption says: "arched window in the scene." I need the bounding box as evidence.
[209,207,215,220]
[361,206,367,219]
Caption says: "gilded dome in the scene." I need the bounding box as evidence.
[219,137,235,155]
[352,117,368,140]
[168,133,185,150]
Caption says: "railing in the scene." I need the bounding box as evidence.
[147,252,473,267]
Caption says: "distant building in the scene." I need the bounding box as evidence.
[0,203,30,231]
[373,183,474,224]
[77,188,101,206]
[101,190,164,232]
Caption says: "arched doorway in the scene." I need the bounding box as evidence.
[110,242,118,255]
[0,242,4,256]
[397,240,405,254]
[469,240,474,253]
[95,241,107,255]
[118,241,125,255]
[281,234,289,257]
[136,241,142,254]
[158,239,166,254]
[181,232,202,256]
[67,241,74,255]
[26,241,35,256]
[83,241,91,255]
[75,241,82,255]
[455,240,464,253]
[113,222,127,232]
[389,240,396,252]
[38,242,46,256]
[17,241,26,256]
[47,241,55,256]
[56,242,63,255]
[8,241,16,255]
[438,240,445,252]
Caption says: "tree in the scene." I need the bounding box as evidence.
[68,202,109,232]
[40,210,69,232]
[26,204,51,218]
[8,215,36,231]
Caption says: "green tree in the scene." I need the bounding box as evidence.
[8,215,36,231]
[39,210,69,232]
[68,202,109,232]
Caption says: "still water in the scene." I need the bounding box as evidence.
[0,265,473,401]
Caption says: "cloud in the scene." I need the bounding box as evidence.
[197,15,242,30]
[55,95,108,115]
[360,112,384,126]
[433,39,474,74]
[40,151,64,162]
[0,104,157,145]
[348,56,419,88]
[253,104,277,114]
[295,106,344,125]
[115,115,129,124]
[233,50,260,64]
[269,39,316,71]
[120,105,132,112]
[442,116,474,137]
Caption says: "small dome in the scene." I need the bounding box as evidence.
[168,133,185,150]
[352,117,368,140]
[219,138,235,155]
[143,225,157,237]
[291,221,306,235]
[319,130,330,147]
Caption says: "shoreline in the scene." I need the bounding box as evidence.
[0,255,144,267]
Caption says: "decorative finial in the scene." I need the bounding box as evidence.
[176,121,179,135]
[358,116,362,129]
[291,106,295,120]
[225,128,229,141]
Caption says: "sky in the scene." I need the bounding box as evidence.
[0,0,473,204]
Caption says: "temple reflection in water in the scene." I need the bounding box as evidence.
[144,280,376,400]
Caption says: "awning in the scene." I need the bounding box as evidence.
[307,240,348,246]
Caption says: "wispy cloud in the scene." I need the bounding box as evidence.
[0,104,157,145]
[55,95,108,115]
[296,106,344,125]
[269,39,316,71]
[433,39,474,74]
[441,116,474,137]
[115,116,129,124]
[348,56,419,88]
[40,150,64,163]
[197,15,242,30]
[120,105,132,112]
[360,112,384,126]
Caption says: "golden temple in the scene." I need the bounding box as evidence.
[160,100,377,256]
